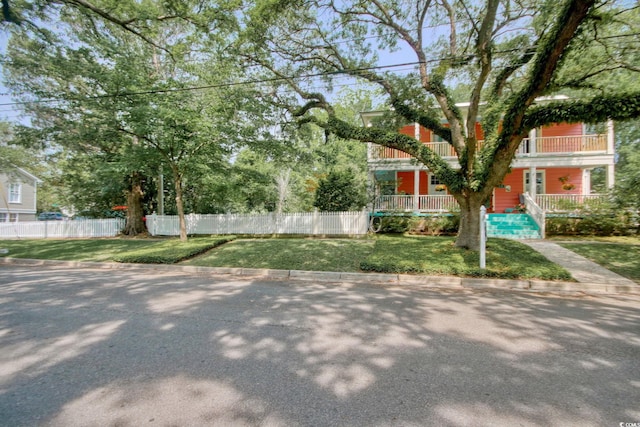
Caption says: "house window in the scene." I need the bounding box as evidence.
[0,213,6,222]
[9,213,18,222]
[9,183,21,203]
[524,171,545,194]
[430,175,441,185]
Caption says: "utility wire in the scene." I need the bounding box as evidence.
[1,38,638,109]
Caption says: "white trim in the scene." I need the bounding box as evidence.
[8,182,22,204]
[582,169,591,195]
[0,208,37,214]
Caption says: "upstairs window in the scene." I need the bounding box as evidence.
[9,183,21,203]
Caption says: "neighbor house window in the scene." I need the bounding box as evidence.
[9,183,21,203]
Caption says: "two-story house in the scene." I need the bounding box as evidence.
[362,106,615,238]
[0,167,42,222]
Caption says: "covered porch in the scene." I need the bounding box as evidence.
[371,165,611,214]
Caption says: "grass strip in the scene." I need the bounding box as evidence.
[184,238,376,272]
[0,238,159,262]
[361,235,573,280]
[113,236,235,264]
[559,242,640,284]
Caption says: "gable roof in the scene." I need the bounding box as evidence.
[1,166,43,184]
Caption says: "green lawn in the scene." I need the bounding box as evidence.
[360,235,572,280]
[559,241,640,284]
[2,235,576,281]
[0,237,233,264]
[185,235,572,281]
[0,238,157,262]
[184,238,376,272]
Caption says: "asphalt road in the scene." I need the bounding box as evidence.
[1,265,639,427]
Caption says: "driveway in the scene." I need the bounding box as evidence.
[1,265,639,426]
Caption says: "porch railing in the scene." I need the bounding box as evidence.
[369,134,608,161]
[535,194,609,212]
[374,195,458,212]
[522,192,545,238]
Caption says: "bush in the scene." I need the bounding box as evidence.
[408,215,460,235]
[373,214,459,234]
[314,170,367,212]
[546,210,637,236]
[378,215,412,233]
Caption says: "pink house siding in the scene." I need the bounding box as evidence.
[541,123,583,137]
[545,168,583,194]
[397,171,429,195]
[493,167,584,212]
[494,170,524,213]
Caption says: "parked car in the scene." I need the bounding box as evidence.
[37,212,67,221]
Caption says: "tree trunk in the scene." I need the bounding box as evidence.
[123,172,147,236]
[171,166,188,242]
[454,194,485,251]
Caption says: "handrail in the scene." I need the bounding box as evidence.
[522,192,545,238]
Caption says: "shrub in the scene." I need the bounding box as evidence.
[314,170,367,212]
[373,214,460,235]
[546,210,637,237]
[408,215,460,235]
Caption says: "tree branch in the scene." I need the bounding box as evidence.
[522,92,640,130]
[62,0,175,60]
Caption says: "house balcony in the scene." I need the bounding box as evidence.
[368,134,609,162]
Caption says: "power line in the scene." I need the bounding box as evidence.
[0,44,542,108]
[1,39,638,109]
[0,61,426,107]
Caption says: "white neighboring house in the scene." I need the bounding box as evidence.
[0,167,42,222]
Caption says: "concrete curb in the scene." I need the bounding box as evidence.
[1,256,639,296]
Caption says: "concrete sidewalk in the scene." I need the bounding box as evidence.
[521,240,636,286]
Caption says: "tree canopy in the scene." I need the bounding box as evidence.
[1,0,639,248]
[236,0,640,249]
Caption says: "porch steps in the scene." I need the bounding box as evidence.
[486,214,541,240]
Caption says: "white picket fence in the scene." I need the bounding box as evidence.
[146,212,369,236]
[0,218,125,239]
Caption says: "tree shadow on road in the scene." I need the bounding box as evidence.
[0,266,638,426]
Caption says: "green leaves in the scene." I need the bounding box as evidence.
[313,170,367,212]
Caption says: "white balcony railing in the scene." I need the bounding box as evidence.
[369,134,608,161]
[374,195,458,212]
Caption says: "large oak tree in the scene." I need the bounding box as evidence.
[238,0,640,249]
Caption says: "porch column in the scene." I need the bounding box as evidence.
[528,128,537,155]
[606,120,615,154]
[606,164,615,190]
[368,171,376,211]
[529,166,537,199]
[582,169,591,195]
[413,169,420,213]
